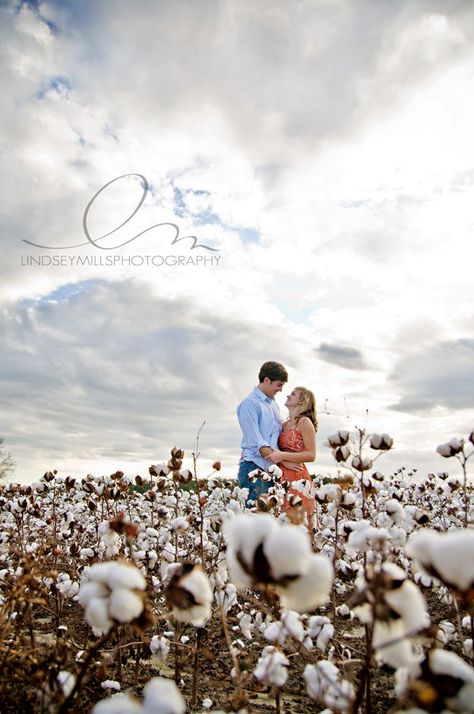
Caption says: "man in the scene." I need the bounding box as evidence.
[236,361,303,504]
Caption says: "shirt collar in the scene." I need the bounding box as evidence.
[253,386,272,404]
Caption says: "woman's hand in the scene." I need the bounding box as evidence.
[269,449,285,463]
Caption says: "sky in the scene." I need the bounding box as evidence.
[1,0,473,483]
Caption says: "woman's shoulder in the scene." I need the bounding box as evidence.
[297,416,315,430]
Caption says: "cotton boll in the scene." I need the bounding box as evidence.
[171,517,190,532]
[264,620,286,645]
[327,431,350,447]
[376,512,394,529]
[304,660,354,710]
[238,612,254,640]
[223,513,277,586]
[142,677,186,714]
[80,548,95,559]
[388,526,407,548]
[268,464,283,479]
[373,619,420,668]
[307,616,334,652]
[150,636,170,661]
[166,563,213,627]
[436,439,463,457]
[108,588,144,623]
[414,571,436,588]
[351,456,373,472]
[400,649,474,713]
[278,555,333,612]
[92,693,142,714]
[370,433,393,451]
[436,620,456,646]
[57,671,76,698]
[347,526,390,555]
[281,610,305,641]
[304,662,331,700]
[254,646,289,687]
[384,579,430,634]
[406,529,474,594]
[215,582,237,613]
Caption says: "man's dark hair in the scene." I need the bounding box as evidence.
[258,361,288,383]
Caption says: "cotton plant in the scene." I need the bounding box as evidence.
[351,562,430,668]
[436,430,474,527]
[3,438,474,713]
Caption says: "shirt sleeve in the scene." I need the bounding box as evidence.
[237,400,269,450]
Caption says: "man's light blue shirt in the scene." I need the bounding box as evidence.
[237,387,282,470]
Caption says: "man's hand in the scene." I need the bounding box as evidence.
[281,460,304,472]
[269,449,285,463]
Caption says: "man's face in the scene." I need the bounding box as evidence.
[262,378,286,398]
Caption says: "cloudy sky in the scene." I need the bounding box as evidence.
[1,0,473,483]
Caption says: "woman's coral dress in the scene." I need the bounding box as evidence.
[278,428,315,517]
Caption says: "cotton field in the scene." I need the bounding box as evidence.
[0,430,473,713]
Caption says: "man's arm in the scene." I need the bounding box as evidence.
[237,401,273,459]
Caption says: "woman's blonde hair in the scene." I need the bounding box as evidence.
[293,386,318,431]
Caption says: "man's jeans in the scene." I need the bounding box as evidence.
[237,460,271,506]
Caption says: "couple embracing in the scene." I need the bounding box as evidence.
[236,361,317,525]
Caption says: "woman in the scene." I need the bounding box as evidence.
[269,386,317,527]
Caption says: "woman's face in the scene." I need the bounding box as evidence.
[285,389,303,408]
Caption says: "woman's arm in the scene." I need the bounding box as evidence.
[269,418,316,464]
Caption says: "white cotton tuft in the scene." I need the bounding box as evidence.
[307,616,334,652]
[79,560,147,632]
[92,693,141,714]
[150,636,170,660]
[57,671,76,698]
[223,513,277,586]
[254,646,289,687]
[167,564,213,627]
[263,524,312,580]
[142,677,186,714]
[436,438,463,457]
[278,555,333,612]
[85,597,114,635]
[268,464,283,479]
[76,581,108,606]
[108,588,144,623]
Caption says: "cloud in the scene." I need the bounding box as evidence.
[41,0,474,164]
[389,338,474,413]
[316,342,369,370]
[0,279,303,480]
